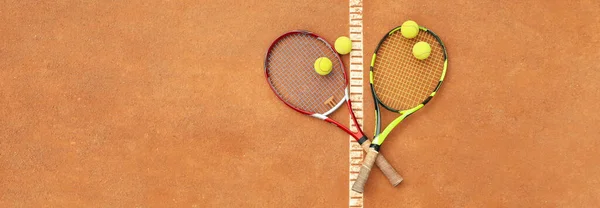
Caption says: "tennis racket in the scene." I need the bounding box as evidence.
[264,31,403,186]
[351,25,448,193]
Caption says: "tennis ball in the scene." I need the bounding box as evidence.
[401,20,419,39]
[334,36,352,55]
[412,41,431,60]
[314,57,333,75]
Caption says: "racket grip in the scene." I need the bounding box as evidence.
[352,148,379,193]
[360,140,403,186]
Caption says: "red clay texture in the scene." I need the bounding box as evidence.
[1,1,599,207]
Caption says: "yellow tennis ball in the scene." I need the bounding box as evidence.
[401,20,419,39]
[412,41,431,60]
[314,57,333,75]
[334,36,352,55]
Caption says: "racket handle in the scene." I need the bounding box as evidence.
[360,140,403,186]
[352,148,379,193]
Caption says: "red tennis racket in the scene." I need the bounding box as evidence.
[264,31,403,186]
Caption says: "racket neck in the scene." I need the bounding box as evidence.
[344,90,365,138]
[370,82,382,137]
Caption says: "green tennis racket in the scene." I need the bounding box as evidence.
[351,25,448,193]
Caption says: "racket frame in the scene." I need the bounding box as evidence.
[264,30,403,186]
[265,31,363,139]
[352,25,448,193]
[370,26,448,146]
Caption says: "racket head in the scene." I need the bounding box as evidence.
[264,31,349,117]
[370,26,448,113]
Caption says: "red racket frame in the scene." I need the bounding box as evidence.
[264,31,363,140]
[264,30,403,187]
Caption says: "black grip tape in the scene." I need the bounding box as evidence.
[369,143,381,151]
[357,135,368,145]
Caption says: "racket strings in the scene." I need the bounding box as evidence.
[373,31,445,110]
[266,33,346,114]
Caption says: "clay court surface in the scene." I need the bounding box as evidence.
[1,1,600,207]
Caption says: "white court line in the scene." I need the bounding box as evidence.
[348,0,364,207]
